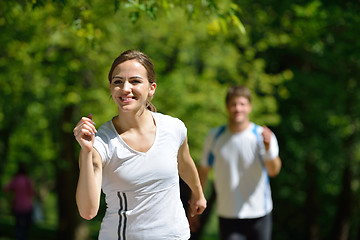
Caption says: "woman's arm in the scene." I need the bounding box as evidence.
[177,137,207,217]
[76,148,102,220]
[73,114,102,220]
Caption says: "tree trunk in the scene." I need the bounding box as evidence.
[55,105,83,240]
[304,153,320,240]
[0,129,11,188]
[331,127,356,240]
[330,165,352,240]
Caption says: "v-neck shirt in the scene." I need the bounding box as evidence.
[94,111,190,240]
[110,114,157,156]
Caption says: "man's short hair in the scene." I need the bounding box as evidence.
[225,85,252,105]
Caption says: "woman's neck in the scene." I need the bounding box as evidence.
[113,109,157,153]
[113,109,154,134]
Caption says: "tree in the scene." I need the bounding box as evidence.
[3,0,359,239]
[234,1,360,239]
[0,1,252,239]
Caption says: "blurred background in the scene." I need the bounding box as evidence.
[0,0,359,239]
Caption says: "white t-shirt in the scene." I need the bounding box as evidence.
[200,122,279,219]
[94,111,190,240]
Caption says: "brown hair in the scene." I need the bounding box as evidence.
[225,85,252,105]
[108,50,157,112]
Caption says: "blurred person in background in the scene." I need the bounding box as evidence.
[193,85,281,240]
[4,162,35,240]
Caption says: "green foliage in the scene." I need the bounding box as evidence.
[242,1,360,238]
[0,1,258,237]
[1,0,360,239]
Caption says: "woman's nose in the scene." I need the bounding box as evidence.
[122,80,132,91]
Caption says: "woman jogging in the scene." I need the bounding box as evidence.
[73,50,206,240]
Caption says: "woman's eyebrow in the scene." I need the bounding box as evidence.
[112,75,144,80]
[129,76,144,80]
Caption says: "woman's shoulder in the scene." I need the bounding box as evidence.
[95,120,117,140]
[152,112,187,138]
[152,111,185,126]
[97,119,114,131]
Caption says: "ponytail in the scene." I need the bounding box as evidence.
[146,100,156,112]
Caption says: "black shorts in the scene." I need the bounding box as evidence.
[219,213,272,240]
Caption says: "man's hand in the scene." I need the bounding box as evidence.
[262,125,272,151]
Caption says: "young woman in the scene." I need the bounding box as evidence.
[73,50,206,240]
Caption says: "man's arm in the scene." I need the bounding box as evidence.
[264,156,282,177]
[262,126,282,177]
[198,165,211,190]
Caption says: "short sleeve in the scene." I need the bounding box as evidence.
[153,112,187,149]
[176,119,187,147]
[93,124,111,165]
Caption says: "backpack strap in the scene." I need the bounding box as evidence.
[207,125,226,166]
[252,124,271,212]
[252,124,266,168]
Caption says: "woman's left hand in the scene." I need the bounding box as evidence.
[188,193,207,217]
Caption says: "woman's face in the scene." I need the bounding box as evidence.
[110,60,156,113]
[226,96,252,125]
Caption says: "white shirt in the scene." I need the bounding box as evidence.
[201,122,279,219]
[94,112,190,240]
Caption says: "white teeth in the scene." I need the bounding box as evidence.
[121,97,132,101]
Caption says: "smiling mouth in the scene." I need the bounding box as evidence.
[121,97,133,101]
[120,94,136,100]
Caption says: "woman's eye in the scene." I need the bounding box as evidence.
[131,79,141,84]
[113,80,122,84]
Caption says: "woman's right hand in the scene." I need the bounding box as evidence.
[73,113,97,152]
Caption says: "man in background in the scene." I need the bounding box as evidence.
[195,85,282,240]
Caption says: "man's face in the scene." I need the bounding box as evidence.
[226,96,252,124]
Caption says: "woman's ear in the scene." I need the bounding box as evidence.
[149,82,157,97]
